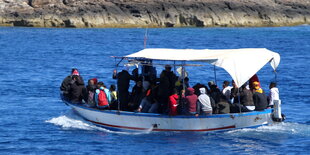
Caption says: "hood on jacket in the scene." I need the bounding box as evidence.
[171,94,179,99]
[199,87,206,94]
[187,87,195,95]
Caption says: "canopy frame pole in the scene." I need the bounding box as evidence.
[238,88,241,113]
[213,65,217,85]
[116,58,124,67]
[274,70,277,82]
[272,58,278,82]
[144,28,148,49]
[181,61,186,114]
[114,57,121,114]
[174,61,176,73]
[182,61,186,91]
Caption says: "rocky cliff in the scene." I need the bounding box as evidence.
[0,0,309,28]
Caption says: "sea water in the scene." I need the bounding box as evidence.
[0,26,309,154]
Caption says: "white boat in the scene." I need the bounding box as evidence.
[62,48,284,132]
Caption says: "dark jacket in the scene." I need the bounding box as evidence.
[129,84,144,110]
[113,70,133,91]
[158,74,170,97]
[240,89,254,106]
[86,84,97,107]
[253,92,268,111]
[60,75,72,92]
[145,85,159,103]
[69,76,85,103]
[159,70,177,95]
[210,88,221,103]
[230,87,239,103]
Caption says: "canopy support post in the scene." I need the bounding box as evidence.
[114,57,121,114]
[238,88,241,113]
[116,58,124,67]
[181,61,186,115]
[182,61,186,90]
[144,28,148,49]
[213,65,217,85]
[274,70,277,82]
[174,61,176,73]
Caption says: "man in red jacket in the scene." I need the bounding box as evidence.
[168,89,179,116]
[183,87,198,115]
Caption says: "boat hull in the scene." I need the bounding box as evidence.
[64,101,274,132]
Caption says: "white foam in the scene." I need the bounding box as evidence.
[45,111,95,130]
[45,110,153,135]
[226,122,310,137]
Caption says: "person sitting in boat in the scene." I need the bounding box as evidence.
[108,84,118,110]
[69,74,85,103]
[208,81,221,113]
[192,83,209,96]
[217,94,230,114]
[268,82,279,108]
[60,68,84,100]
[230,83,254,113]
[196,87,212,115]
[222,80,232,102]
[175,77,191,94]
[112,65,136,111]
[249,74,261,92]
[95,82,110,109]
[182,87,198,115]
[230,80,239,104]
[239,83,255,111]
[85,78,97,107]
[252,82,268,111]
[128,80,144,111]
[168,89,179,116]
[137,82,159,113]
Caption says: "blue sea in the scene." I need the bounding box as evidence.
[0,26,309,154]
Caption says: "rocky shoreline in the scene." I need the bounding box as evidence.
[0,0,309,28]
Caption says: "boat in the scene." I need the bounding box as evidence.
[61,48,284,132]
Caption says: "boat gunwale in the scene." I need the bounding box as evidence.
[67,101,273,119]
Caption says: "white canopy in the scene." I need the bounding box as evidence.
[124,48,280,87]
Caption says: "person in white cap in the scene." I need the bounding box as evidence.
[60,68,84,100]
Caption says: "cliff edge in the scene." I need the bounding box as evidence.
[0,0,309,28]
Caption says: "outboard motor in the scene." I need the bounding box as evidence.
[272,100,285,122]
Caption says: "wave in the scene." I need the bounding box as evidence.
[45,110,152,135]
[225,122,310,137]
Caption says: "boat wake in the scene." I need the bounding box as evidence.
[45,110,153,135]
[225,122,310,137]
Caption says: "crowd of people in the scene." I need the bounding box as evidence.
[60,67,280,116]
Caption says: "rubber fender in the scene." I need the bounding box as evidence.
[272,113,286,122]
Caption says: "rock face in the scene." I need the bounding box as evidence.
[0,0,309,28]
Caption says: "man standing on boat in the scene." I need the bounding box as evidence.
[158,65,177,113]
[113,65,136,111]
[268,82,279,108]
